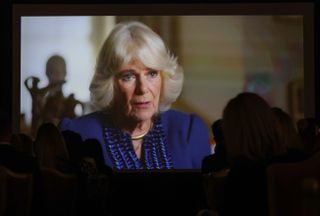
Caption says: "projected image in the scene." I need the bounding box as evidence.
[20,15,304,169]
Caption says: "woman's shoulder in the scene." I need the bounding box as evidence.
[160,109,205,126]
[60,111,100,125]
[59,111,107,134]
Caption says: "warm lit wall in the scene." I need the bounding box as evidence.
[174,16,303,127]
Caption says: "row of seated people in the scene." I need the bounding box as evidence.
[200,93,320,216]
[1,92,320,216]
[0,119,113,216]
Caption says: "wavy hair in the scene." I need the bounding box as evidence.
[89,21,184,112]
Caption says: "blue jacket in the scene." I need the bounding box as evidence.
[59,109,211,169]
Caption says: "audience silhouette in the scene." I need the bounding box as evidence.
[220,92,287,216]
[202,119,229,174]
[34,122,74,173]
[297,117,320,155]
[271,107,309,162]
[3,89,320,216]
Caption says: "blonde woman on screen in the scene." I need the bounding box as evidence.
[59,21,211,170]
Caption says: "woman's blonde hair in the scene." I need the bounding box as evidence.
[89,21,184,112]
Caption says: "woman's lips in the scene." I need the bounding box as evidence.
[133,101,150,109]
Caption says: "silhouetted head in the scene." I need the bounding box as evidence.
[223,92,286,163]
[211,119,224,145]
[271,107,303,151]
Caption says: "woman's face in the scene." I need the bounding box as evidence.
[113,59,162,122]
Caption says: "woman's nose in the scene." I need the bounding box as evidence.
[135,77,148,95]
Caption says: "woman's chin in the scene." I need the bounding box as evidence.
[131,110,155,122]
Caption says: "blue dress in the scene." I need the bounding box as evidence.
[59,109,211,170]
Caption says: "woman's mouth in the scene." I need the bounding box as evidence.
[133,101,150,109]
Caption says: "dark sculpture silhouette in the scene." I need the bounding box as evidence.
[24,55,84,137]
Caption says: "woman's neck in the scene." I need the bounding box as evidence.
[130,121,152,138]
[112,114,152,137]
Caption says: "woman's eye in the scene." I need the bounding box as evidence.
[120,72,135,81]
[148,70,159,78]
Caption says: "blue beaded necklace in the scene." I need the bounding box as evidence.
[103,115,173,170]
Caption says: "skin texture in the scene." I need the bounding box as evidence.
[112,59,162,158]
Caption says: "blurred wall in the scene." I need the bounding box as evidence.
[174,16,303,127]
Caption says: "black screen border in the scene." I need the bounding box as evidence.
[12,2,317,172]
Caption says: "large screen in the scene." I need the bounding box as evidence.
[12,3,315,170]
